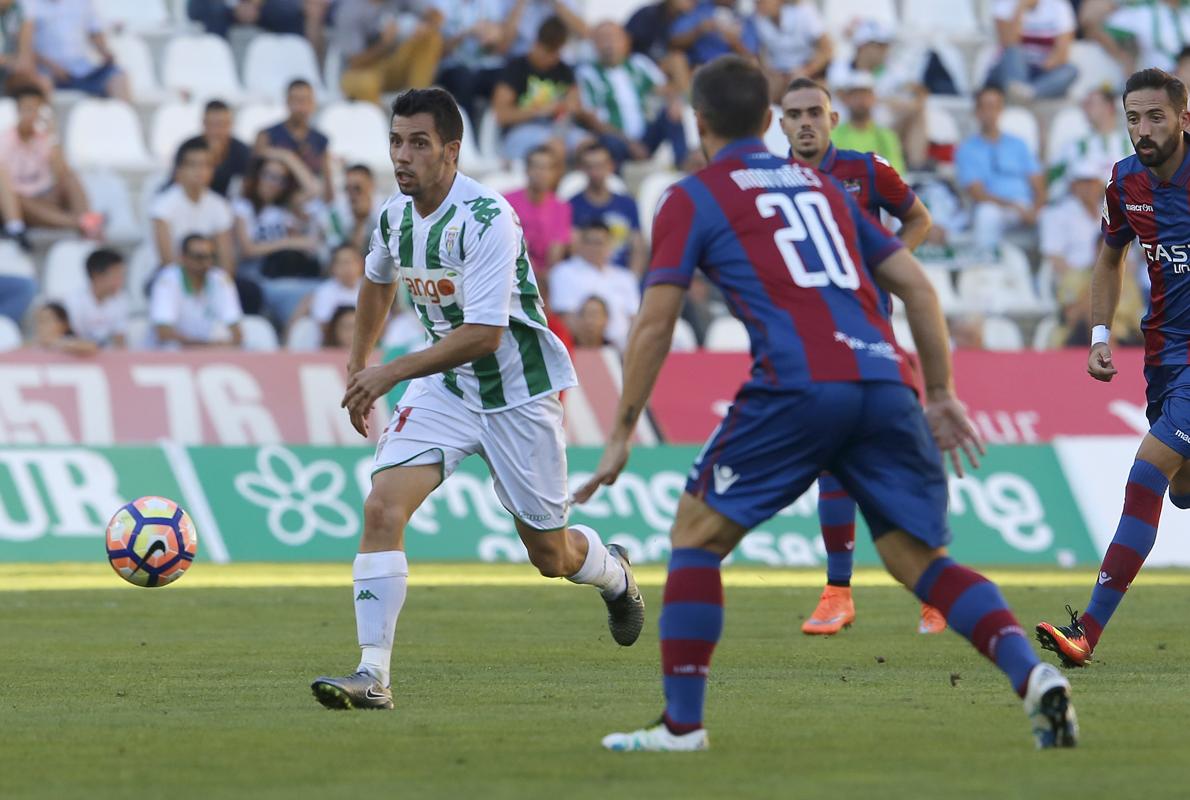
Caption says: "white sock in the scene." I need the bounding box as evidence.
[566,524,627,599]
[353,550,408,688]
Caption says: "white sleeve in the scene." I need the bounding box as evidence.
[631,54,666,89]
[364,217,397,284]
[148,272,181,326]
[148,189,174,222]
[546,262,585,313]
[1106,8,1145,38]
[460,202,516,326]
[108,294,129,336]
[1054,2,1076,34]
[308,282,336,323]
[798,5,825,38]
[990,0,1016,21]
[211,195,234,234]
[216,270,244,325]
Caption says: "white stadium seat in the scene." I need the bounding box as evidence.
[43,241,98,300]
[1068,41,1125,98]
[824,0,898,37]
[1032,315,1059,351]
[902,0,981,39]
[65,99,154,171]
[79,169,140,242]
[242,34,325,103]
[0,241,35,278]
[891,313,916,353]
[0,316,22,352]
[477,108,503,167]
[671,317,698,352]
[317,102,392,173]
[107,34,167,104]
[999,106,1040,157]
[763,103,789,157]
[162,34,244,104]
[233,103,288,146]
[925,104,961,145]
[126,244,160,313]
[1045,105,1093,166]
[150,102,204,165]
[982,316,1025,351]
[286,316,324,351]
[97,0,171,33]
[239,315,280,351]
[456,102,500,178]
[124,315,151,350]
[704,316,749,352]
[922,265,962,314]
[636,170,683,243]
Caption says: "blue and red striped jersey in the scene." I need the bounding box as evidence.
[1102,134,1190,366]
[646,138,915,390]
[816,143,918,223]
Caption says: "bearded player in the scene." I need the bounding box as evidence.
[779,77,945,636]
[310,89,644,710]
[1037,68,1190,668]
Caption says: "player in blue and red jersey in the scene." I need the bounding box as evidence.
[575,55,1078,752]
[779,77,946,636]
[1037,68,1190,668]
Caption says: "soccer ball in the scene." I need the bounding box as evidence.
[105,496,198,587]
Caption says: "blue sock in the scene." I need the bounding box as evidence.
[660,547,723,733]
[817,473,856,585]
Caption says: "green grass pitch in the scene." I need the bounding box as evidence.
[2,564,1189,799]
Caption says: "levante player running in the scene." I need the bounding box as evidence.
[310,89,644,711]
[577,56,1078,751]
[779,77,946,636]
[1037,68,1190,668]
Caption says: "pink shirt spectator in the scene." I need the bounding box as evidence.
[0,128,56,197]
[505,188,572,273]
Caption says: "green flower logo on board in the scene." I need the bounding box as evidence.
[234,446,357,545]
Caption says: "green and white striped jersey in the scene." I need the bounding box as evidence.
[576,54,666,141]
[364,172,576,413]
[1047,130,1133,194]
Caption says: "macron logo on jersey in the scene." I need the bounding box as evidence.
[1125,202,1155,213]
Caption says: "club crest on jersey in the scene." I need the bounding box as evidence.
[842,178,863,195]
[444,226,460,254]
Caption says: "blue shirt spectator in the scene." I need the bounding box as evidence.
[956,126,1039,206]
[669,1,759,67]
[570,191,639,268]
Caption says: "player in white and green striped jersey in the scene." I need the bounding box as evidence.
[311,89,644,713]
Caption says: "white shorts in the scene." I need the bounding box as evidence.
[372,378,570,530]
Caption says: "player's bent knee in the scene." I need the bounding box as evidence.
[362,494,411,543]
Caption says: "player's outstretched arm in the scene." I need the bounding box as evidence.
[874,248,985,476]
[1087,241,1128,383]
[572,284,685,503]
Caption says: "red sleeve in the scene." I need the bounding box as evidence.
[644,184,701,289]
[1101,168,1135,248]
[872,156,917,217]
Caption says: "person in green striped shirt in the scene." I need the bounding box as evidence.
[1047,87,1133,196]
[311,88,644,712]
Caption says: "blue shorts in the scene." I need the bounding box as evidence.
[53,63,120,96]
[1145,365,1190,458]
[686,381,951,547]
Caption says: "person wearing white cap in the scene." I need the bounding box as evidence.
[752,0,832,100]
[989,0,1079,102]
[831,68,907,173]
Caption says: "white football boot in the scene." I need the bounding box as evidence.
[1023,662,1079,748]
[602,720,709,752]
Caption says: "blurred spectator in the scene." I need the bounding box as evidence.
[548,219,639,350]
[335,0,444,104]
[568,142,645,272]
[33,300,97,354]
[153,140,235,273]
[327,164,378,252]
[432,0,513,127]
[754,0,831,99]
[827,19,928,170]
[569,295,610,349]
[293,244,364,328]
[187,0,329,39]
[25,0,129,101]
[59,248,127,348]
[0,164,29,249]
[626,0,692,81]
[831,71,907,174]
[504,144,571,272]
[492,16,587,162]
[1046,88,1131,196]
[1040,160,1107,304]
[323,304,358,347]
[255,79,334,202]
[668,0,759,68]
[1089,0,1190,74]
[989,0,1078,102]
[0,85,101,237]
[956,86,1044,252]
[576,21,688,168]
[0,272,35,325]
[0,0,51,95]
[506,0,587,57]
[177,100,252,199]
[150,234,244,349]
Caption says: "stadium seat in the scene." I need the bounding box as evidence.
[0,316,22,352]
[891,313,916,352]
[317,101,392,173]
[971,43,999,90]
[1045,105,1093,166]
[1034,258,1057,310]
[956,263,1039,315]
[925,104,961,146]
[124,315,151,350]
[636,170,683,243]
[242,34,325,103]
[579,0,643,25]
[555,170,628,200]
[233,103,288,145]
[456,102,500,178]
[1068,41,1125,98]
[286,316,324,350]
[65,99,154,171]
[43,240,98,300]
[704,316,749,352]
[928,41,973,98]
[479,170,527,196]
[150,102,204,165]
[901,0,981,39]
[126,244,160,313]
[79,169,140,242]
[823,0,898,38]
[107,34,167,104]
[982,316,1025,351]
[999,107,1040,157]
[97,0,171,33]
[763,103,790,157]
[0,241,35,278]
[671,317,698,352]
[239,315,280,351]
[922,265,962,314]
[161,34,244,104]
[477,108,503,167]
[1032,315,1059,350]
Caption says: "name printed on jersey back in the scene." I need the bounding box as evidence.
[729,163,823,191]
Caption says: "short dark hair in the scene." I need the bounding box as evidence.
[537,15,568,50]
[332,243,363,259]
[175,138,209,166]
[287,78,313,94]
[204,99,230,114]
[784,76,831,101]
[85,248,124,278]
[345,163,374,180]
[181,234,212,255]
[976,84,1005,102]
[578,141,613,162]
[11,84,46,103]
[41,301,73,334]
[579,217,611,234]
[691,55,770,140]
[389,88,464,145]
[1123,68,1189,113]
[324,305,356,347]
[1178,45,1190,64]
[526,144,556,165]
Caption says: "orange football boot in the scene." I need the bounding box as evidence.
[1036,605,1092,667]
[802,585,856,635]
[918,603,947,634]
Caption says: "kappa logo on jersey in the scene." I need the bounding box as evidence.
[1139,242,1190,272]
[464,197,501,240]
[713,464,740,494]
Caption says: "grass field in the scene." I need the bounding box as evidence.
[3,564,1189,799]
